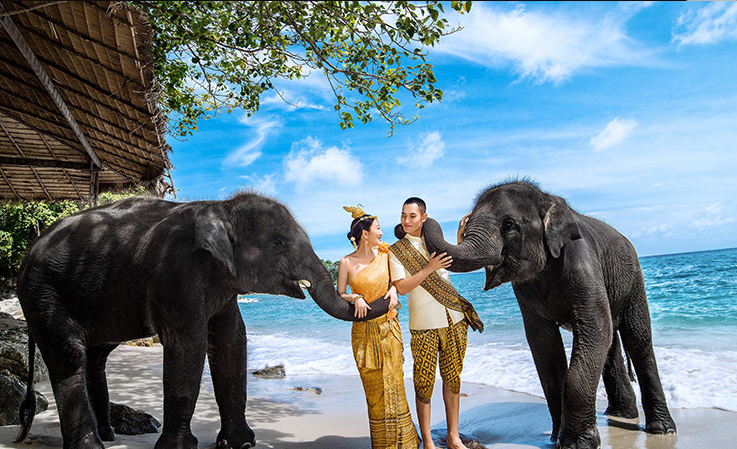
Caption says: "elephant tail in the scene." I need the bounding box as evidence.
[14,334,37,443]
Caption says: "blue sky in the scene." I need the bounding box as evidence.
[168,1,737,260]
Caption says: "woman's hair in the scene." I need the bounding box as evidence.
[347,214,376,248]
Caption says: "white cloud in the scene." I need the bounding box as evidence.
[223,115,281,167]
[673,2,737,46]
[690,203,736,228]
[238,173,278,196]
[435,3,654,84]
[260,67,335,112]
[260,88,328,111]
[284,137,363,189]
[631,224,674,239]
[397,131,445,168]
[590,117,638,151]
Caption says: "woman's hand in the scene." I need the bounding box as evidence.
[384,285,399,310]
[457,212,471,244]
[353,295,371,318]
[426,252,452,272]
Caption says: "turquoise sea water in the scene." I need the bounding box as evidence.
[234,247,737,411]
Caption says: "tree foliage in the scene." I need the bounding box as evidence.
[0,188,147,289]
[129,1,472,136]
[321,259,340,284]
[0,201,79,285]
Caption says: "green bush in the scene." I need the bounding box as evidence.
[0,201,81,284]
[321,259,339,285]
[0,188,147,292]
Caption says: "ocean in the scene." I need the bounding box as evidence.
[235,247,737,412]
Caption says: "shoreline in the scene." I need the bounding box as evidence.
[0,345,734,448]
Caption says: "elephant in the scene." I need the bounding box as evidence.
[420,180,676,449]
[14,192,389,449]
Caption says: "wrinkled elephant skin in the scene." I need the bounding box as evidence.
[422,181,676,448]
[16,193,388,449]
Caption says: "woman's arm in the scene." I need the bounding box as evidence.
[337,256,370,318]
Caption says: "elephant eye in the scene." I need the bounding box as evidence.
[502,219,518,234]
[272,237,286,247]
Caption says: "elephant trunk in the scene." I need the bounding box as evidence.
[422,218,500,272]
[303,253,390,322]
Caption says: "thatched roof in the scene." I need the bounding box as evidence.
[0,1,173,202]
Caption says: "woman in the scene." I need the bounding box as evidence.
[337,205,420,449]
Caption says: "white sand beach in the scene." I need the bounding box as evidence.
[0,344,733,449]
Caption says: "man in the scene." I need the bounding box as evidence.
[388,197,483,449]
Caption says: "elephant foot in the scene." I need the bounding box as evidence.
[557,426,601,449]
[97,425,115,442]
[62,430,105,449]
[216,425,256,449]
[155,430,198,449]
[645,417,677,435]
[604,403,638,420]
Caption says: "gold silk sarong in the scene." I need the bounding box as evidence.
[350,244,420,449]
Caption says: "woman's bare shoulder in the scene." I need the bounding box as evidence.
[339,253,358,267]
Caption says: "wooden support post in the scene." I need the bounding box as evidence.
[89,161,99,207]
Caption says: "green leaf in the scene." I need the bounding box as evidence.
[132,0,469,135]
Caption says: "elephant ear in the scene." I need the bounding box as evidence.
[543,196,582,259]
[195,205,236,277]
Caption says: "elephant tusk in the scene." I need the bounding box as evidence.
[299,279,312,288]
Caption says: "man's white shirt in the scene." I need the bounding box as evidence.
[390,234,465,330]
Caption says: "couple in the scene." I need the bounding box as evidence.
[337,198,484,449]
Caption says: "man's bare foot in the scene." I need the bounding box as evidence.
[421,441,437,449]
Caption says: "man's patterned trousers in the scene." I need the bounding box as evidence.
[409,314,468,404]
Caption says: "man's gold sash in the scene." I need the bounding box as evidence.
[389,238,484,333]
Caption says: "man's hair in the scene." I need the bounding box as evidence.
[403,197,426,214]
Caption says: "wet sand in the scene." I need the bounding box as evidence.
[0,345,733,448]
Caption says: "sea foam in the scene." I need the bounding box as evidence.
[243,331,737,412]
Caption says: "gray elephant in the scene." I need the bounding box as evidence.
[421,180,675,449]
[15,192,388,449]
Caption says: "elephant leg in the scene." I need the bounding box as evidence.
[155,330,208,449]
[519,309,567,443]
[207,298,255,449]
[86,344,118,441]
[557,309,611,449]
[32,314,103,449]
[619,296,676,435]
[602,331,638,419]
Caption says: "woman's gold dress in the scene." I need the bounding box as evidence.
[350,244,420,449]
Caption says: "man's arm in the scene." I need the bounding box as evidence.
[393,252,452,295]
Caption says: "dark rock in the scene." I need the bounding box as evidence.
[430,429,487,449]
[252,364,285,378]
[0,374,48,426]
[0,315,48,382]
[0,314,49,426]
[109,402,161,435]
[289,386,322,395]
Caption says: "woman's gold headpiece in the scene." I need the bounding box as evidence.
[343,204,376,229]
[343,205,377,249]
[343,204,365,219]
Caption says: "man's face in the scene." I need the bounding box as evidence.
[401,203,427,237]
